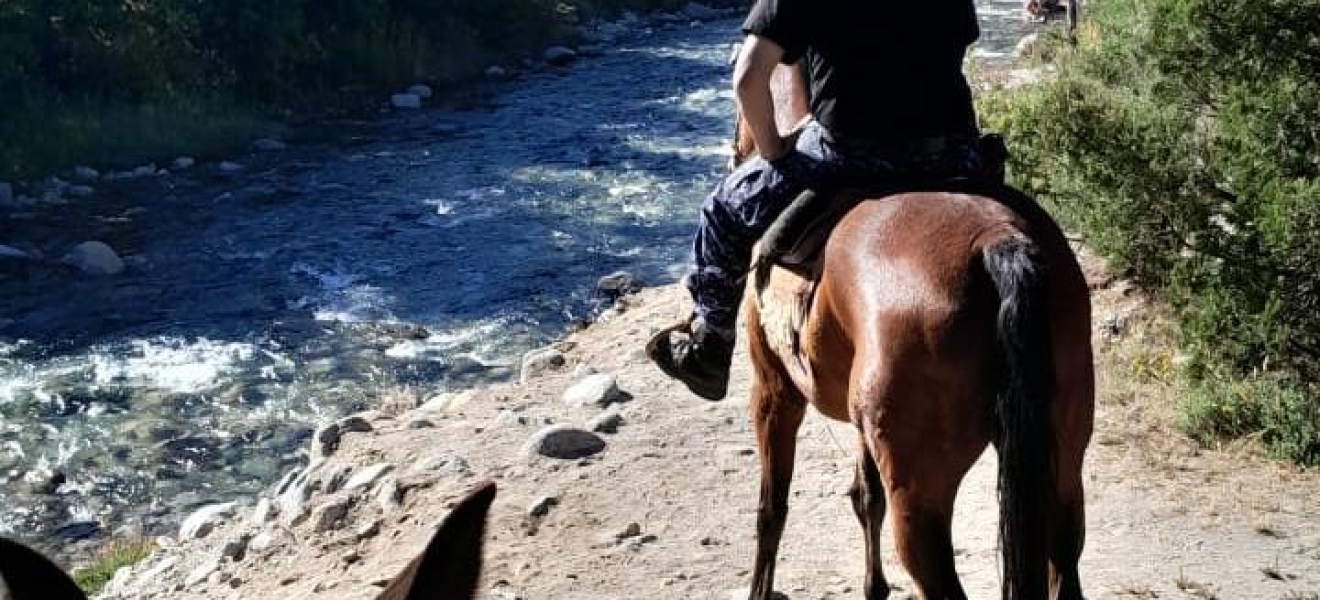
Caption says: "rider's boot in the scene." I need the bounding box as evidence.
[646,317,734,401]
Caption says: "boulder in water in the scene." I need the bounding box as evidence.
[544,46,579,67]
[391,93,423,110]
[62,241,125,275]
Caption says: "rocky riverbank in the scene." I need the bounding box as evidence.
[94,262,1320,599]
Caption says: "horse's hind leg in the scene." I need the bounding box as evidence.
[849,437,891,600]
[747,375,806,600]
[1050,378,1092,600]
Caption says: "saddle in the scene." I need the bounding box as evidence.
[749,137,1035,375]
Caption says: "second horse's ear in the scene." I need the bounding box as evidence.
[0,537,89,600]
[374,481,497,600]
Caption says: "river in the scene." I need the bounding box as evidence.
[0,2,1037,560]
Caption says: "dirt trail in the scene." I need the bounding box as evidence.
[100,249,1319,600]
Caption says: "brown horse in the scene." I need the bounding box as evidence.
[734,65,1093,600]
[0,482,496,600]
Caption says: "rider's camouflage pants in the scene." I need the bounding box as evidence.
[686,121,985,338]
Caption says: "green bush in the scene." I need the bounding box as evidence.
[0,0,743,177]
[981,0,1320,464]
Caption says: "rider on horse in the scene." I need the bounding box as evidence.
[649,0,989,400]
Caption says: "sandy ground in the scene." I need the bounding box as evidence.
[96,247,1319,600]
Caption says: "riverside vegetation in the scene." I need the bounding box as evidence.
[981,0,1320,465]
[0,0,740,178]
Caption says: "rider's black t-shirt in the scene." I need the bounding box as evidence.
[743,0,980,141]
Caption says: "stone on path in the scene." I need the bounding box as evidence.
[179,502,237,539]
[544,46,579,67]
[525,425,606,460]
[563,373,624,407]
[587,406,625,434]
[391,93,423,110]
[521,347,566,383]
[344,463,395,493]
[528,495,559,518]
[62,241,125,275]
[311,495,351,532]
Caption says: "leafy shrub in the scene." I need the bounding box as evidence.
[981,0,1320,464]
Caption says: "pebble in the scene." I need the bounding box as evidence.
[178,502,236,539]
[311,495,352,532]
[587,407,625,434]
[62,241,125,275]
[525,425,606,460]
[185,558,221,587]
[527,495,559,518]
[356,518,382,541]
[344,463,395,493]
[407,417,436,429]
[563,373,624,407]
[377,478,402,514]
[544,46,579,67]
[520,347,567,383]
[616,522,642,540]
[410,453,471,477]
[391,93,423,110]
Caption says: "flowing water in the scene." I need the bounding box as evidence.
[0,3,1036,559]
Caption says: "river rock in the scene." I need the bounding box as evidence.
[391,93,423,110]
[587,406,625,434]
[67,185,94,198]
[311,495,352,532]
[172,156,197,170]
[314,422,341,457]
[179,502,237,539]
[72,166,100,181]
[596,270,643,297]
[682,2,722,20]
[0,244,28,260]
[563,373,624,407]
[63,241,125,275]
[544,46,579,67]
[253,138,287,151]
[520,347,567,383]
[407,84,434,99]
[344,463,395,493]
[525,425,606,459]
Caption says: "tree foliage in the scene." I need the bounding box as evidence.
[982,0,1320,463]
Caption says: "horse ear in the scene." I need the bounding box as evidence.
[375,481,496,600]
[0,537,88,600]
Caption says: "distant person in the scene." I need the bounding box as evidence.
[648,0,990,400]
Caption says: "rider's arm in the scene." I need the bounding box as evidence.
[734,35,791,162]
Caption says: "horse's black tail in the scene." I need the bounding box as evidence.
[0,537,88,600]
[983,236,1055,600]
